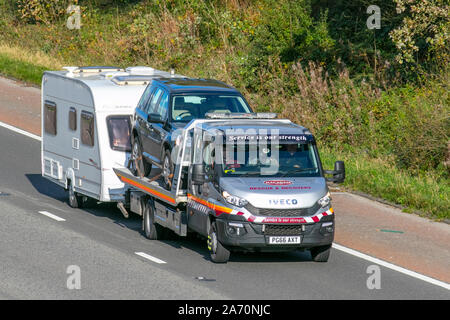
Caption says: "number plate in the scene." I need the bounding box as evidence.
[268,236,301,244]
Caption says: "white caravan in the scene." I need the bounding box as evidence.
[41,66,182,207]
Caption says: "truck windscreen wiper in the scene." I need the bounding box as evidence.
[281,168,318,176]
[237,171,264,177]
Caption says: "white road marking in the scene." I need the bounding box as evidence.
[333,243,450,290]
[135,252,167,264]
[0,121,41,141]
[38,211,66,222]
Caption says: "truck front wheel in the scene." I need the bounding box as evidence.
[207,220,230,263]
[310,244,332,262]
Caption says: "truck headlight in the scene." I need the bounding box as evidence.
[222,190,248,207]
[318,192,331,208]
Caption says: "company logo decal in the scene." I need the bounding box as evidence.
[264,180,292,186]
[268,199,298,205]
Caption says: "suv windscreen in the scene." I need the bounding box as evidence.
[171,94,251,122]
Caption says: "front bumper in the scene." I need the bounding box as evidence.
[215,217,334,252]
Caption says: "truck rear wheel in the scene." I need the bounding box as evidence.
[143,200,165,240]
[310,244,332,262]
[207,221,230,263]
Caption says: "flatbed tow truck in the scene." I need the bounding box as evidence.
[114,113,345,263]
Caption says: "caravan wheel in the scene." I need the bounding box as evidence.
[68,180,83,208]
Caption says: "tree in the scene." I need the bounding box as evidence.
[389,0,449,66]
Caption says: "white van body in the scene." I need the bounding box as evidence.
[41,66,182,202]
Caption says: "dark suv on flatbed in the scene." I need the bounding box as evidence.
[131,78,253,188]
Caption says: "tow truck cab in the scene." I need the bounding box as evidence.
[184,114,345,262]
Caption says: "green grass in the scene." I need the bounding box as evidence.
[320,147,450,221]
[0,53,47,85]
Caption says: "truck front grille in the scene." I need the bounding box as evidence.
[245,203,320,217]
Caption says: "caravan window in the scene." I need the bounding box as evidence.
[107,116,131,152]
[80,111,95,147]
[69,107,77,131]
[44,101,57,135]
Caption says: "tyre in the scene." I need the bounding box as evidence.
[207,220,230,263]
[68,180,83,208]
[162,149,174,190]
[131,136,151,177]
[310,244,332,262]
[143,200,165,240]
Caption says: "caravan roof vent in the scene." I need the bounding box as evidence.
[111,75,155,86]
[126,66,156,75]
[103,71,129,79]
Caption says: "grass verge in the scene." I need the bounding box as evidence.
[0,44,61,85]
[0,53,47,85]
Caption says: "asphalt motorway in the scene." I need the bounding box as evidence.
[0,125,448,300]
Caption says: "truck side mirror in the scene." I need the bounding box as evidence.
[324,161,345,183]
[333,161,345,183]
[192,164,206,185]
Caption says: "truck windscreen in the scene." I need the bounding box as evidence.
[217,142,320,178]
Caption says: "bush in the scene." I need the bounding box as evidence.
[249,58,449,174]
[240,0,336,89]
[17,0,72,24]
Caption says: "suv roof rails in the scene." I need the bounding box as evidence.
[205,112,278,119]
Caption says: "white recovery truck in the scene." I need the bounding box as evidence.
[41,66,345,263]
[114,113,346,263]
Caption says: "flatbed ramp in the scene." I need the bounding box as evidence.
[113,167,184,206]
[114,167,188,236]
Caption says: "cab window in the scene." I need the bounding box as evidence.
[137,86,153,111]
[144,88,163,114]
[154,91,169,121]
